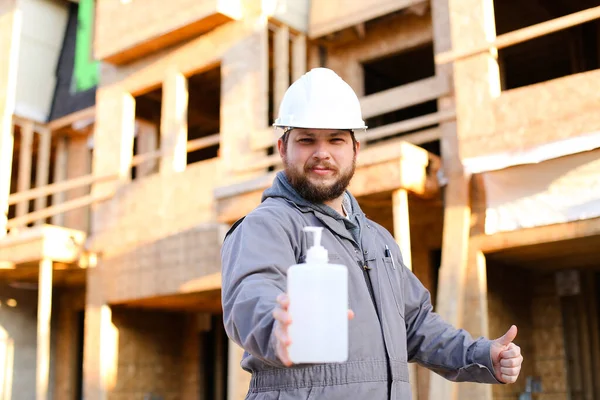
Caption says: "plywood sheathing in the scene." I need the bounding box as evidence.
[461,68,600,159]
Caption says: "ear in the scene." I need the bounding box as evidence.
[355,138,361,154]
[277,138,285,158]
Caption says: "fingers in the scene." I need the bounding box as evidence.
[501,343,521,358]
[499,343,523,384]
[277,293,290,309]
[348,309,355,320]
[273,294,292,367]
[274,321,292,366]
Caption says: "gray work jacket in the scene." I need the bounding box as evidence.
[221,172,499,400]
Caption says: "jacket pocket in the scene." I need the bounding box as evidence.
[383,257,405,318]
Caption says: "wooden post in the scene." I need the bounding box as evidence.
[0,5,21,237]
[51,135,68,226]
[392,189,419,399]
[429,0,498,397]
[160,69,188,174]
[36,258,53,400]
[34,128,52,226]
[291,34,307,82]
[274,25,290,111]
[15,120,34,229]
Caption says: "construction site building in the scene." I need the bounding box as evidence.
[1,0,599,399]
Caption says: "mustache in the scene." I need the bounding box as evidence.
[305,160,338,171]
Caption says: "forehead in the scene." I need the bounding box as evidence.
[290,128,352,138]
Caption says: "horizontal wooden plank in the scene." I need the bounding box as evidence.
[360,75,450,119]
[309,0,427,38]
[474,216,600,252]
[47,107,96,131]
[130,133,220,167]
[436,6,600,64]
[357,109,456,142]
[8,173,119,205]
[7,192,114,229]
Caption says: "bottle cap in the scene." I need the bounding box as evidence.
[303,226,328,263]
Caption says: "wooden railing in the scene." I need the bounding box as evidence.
[241,73,453,173]
[5,132,221,233]
[435,6,600,65]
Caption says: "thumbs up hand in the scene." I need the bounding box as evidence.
[490,325,523,383]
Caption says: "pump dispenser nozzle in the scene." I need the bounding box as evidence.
[303,226,328,263]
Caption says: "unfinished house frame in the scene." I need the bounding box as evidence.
[1,0,600,399]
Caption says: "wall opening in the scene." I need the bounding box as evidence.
[494,0,600,91]
[187,65,221,165]
[133,86,162,180]
[362,43,440,155]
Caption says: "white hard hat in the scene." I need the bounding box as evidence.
[273,68,367,131]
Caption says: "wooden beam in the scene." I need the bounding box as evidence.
[34,129,52,226]
[51,135,68,226]
[9,172,117,206]
[0,8,20,237]
[360,75,451,120]
[475,216,600,253]
[36,258,53,400]
[274,25,290,112]
[7,192,114,230]
[15,120,34,229]
[356,109,456,143]
[160,69,189,174]
[436,6,600,65]
[46,107,96,132]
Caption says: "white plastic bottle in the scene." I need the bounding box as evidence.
[287,226,349,363]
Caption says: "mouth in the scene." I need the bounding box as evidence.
[309,166,335,176]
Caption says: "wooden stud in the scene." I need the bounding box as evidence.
[274,25,290,113]
[291,34,307,82]
[34,129,52,226]
[160,69,188,174]
[0,7,21,237]
[15,120,34,229]
[36,258,53,400]
[392,188,418,398]
[51,135,68,226]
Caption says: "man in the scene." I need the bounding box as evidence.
[221,68,523,399]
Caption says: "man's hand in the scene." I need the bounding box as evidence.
[272,293,355,367]
[490,325,523,383]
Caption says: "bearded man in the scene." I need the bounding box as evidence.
[220,68,523,400]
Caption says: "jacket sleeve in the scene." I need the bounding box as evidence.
[221,210,299,368]
[402,258,501,384]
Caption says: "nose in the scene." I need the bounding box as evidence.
[312,141,331,160]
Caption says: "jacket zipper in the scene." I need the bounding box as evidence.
[358,259,378,316]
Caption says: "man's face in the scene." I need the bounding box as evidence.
[278,128,360,204]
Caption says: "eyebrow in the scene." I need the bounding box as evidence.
[296,131,350,138]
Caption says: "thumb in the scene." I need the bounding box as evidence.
[495,325,518,346]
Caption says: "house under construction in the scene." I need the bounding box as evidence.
[1,0,600,399]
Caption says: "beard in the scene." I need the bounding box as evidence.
[283,156,356,204]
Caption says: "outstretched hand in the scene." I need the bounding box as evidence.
[273,293,355,367]
[490,325,523,383]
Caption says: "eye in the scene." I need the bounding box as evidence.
[298,138,314,143]
[331,138,345,143]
